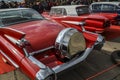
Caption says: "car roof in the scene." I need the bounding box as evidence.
[0,8,30,12]
[51,5,88,16]
[91,2,120,6]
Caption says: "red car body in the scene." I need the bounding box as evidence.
[90,2,120,25]
[0,8,104,80]
[42,5,119,33]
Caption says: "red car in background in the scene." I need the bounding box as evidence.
[42,5,111,33]
[43,2,120,40]
[90,2,120,25]
[0,8,104,80]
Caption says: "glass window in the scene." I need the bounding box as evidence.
[0,9,44,27]
[102,4,115,12]
[76,6,89,16]
[50,8,67,16]
[91,4,102,12]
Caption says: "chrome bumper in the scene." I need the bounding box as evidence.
[52,34,104,73]
[52,47,93,73]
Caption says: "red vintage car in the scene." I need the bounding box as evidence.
[42,5,111,33]
[0,8,104,80]
[90,2,120,25]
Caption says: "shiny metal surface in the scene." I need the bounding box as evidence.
[36,67,56,80]
[62,21,86,31]
[30,46,54,56]
[55,28,86,59]
[28,56,56,80]
[0,50,19,68]
[53,32,104,73]
[68,32,86,56]
[53,47,93,73]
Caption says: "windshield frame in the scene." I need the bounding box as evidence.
[0,8,44,27]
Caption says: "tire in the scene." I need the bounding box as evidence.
[111,50,120,64]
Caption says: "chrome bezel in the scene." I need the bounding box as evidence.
[35,67,56,80]
[28,56,56,80]
[55,28,85,58]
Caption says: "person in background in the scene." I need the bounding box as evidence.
[32,1,44,14]
[71,0,76,5]
[0,1,9,9]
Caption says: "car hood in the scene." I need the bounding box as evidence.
[8,20,64,52]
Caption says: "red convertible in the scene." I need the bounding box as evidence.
[0,8,104,80]
[42,5,111,33]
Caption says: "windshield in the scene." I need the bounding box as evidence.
[91,4,120,13]
[0,8,44,27]
[50,8,67,16]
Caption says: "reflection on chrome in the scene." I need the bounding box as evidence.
[55,28,86,59]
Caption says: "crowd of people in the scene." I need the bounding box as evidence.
[0,1,25,8]
[0,0,98,13]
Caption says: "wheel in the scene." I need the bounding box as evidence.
[111,50,120,64]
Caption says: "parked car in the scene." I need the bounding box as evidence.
[89,2,120,25]
[0,8,104,80]
[50,5,89,16]
[42,5,110,33]
[42,5,89,18]
[43,5,89,16]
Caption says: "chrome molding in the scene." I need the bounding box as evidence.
[55,28,82,58]
[29,56,56,80]
[62,21,86,31]
[30,46,54,56]
[36,67,56,80]
[0,50,19,68]
[52,47,93,73]
[95,34,104,45]
[29,56,46,69]
[23,48,29,57]
[53,32,104,73]
[55,28,78,50]
[4,34,19,44]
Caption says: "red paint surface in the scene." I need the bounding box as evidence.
[103,25,120,40]
[8,20,64,52]
[0,54,15,74]
[0,20,65,78]
[0,16,64,79]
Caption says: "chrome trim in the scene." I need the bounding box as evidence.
[29,56,46,69]
[0,50,19,68]
[62,21,86,31]
[4,34,19,44]
[52,47,93,73]
[4,34,30,57]
[55,28,78,49]
[95,34,104,45]
[30,46,54,56]
[28,56,56,80]
[36,67,56,80]
[55,28,76,48]
[53,33,104,73]
[55,28,81,58]
[23,48,29,57]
